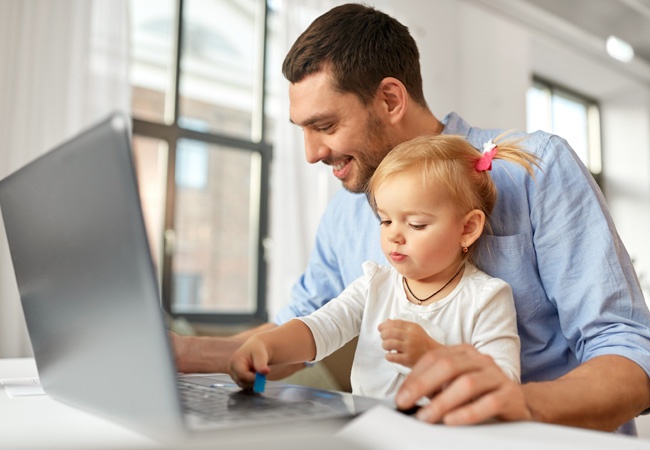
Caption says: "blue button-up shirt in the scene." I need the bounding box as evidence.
[275,112,650,388]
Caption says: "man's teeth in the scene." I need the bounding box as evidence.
[333,161,346,171]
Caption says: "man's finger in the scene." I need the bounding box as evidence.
[441,380,530,425]
[414,368,503,423]
[395,345,489,409]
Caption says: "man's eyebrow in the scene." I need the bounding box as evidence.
[289,113,334,127]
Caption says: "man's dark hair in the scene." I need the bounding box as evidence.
[282,3,427,107]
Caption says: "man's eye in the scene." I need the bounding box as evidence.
[318,124,333,132]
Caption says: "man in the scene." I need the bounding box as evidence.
[173,3,650,433]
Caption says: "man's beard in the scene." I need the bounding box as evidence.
[343,113,393,194]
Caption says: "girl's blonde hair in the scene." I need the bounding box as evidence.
[367,133,539,261]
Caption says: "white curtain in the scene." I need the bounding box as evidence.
[0,0,130,358]
[266,0,344,321]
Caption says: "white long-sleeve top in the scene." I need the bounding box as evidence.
[297,261,520,400]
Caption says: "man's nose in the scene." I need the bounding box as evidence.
[304,130,330,164]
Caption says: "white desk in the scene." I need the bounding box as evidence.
[2,358,649,450]
[0,359,161,449]
[0,358,360,450]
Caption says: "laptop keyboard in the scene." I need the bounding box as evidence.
[178,380,338,425]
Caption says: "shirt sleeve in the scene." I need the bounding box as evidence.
[531,135,650,373]
[296,269,372,362]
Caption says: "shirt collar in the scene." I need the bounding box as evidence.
[441,112,471,137]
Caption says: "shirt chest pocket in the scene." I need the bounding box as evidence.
[475,233,544,320]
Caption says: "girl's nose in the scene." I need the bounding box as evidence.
[388,227,405,244]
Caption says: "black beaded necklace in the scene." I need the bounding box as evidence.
[403,265,464,305]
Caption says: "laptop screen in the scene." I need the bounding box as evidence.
[0,113,186,436]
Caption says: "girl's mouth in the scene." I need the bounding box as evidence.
[390,252,406,262]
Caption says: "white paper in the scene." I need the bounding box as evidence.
[336,405,649,450]
[1,377,45,397]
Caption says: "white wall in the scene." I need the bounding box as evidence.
[457,2,529,130]
[602,91,650,293]
[371,0,530,129]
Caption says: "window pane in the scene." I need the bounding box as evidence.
[129,0,177,123]
[132,135,168,278]
[172,140,260,314]
[552,94,589,165]
[175,139,208,189]
[526,84,551,132]
[526,80,599,174]
[179,0,261,139]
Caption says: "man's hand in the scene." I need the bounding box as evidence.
[395,344,531,425]
[378,319,442,368]
[169,324,277,374]
[169,332,238,373]
[169,329,309,380]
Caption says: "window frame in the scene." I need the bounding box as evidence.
[131,0,272,325]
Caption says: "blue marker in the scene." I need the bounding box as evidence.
[253,372,266,393]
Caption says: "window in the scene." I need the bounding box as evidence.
[175,139,208,189]
[128,0,275,324]
[526,78,602,185]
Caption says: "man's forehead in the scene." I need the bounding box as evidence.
[288,71,362,126]
[288,76,337,125]
[289,71,333,98]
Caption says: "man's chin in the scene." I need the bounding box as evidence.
[341,180,367,194]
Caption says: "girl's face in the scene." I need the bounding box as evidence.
[374,172,467,284]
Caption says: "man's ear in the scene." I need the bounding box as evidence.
[375,77,408,125]
[461,209,486,248]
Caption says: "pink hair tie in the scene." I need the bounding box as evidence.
[476,139,498,171]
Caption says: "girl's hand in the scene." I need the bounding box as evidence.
[378,319,443,368]
[228,337,271,389]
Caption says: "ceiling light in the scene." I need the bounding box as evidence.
[606,35,634,62]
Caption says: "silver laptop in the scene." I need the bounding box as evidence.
[0,112,380,445]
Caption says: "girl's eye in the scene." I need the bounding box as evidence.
[379,219,391,226]
[410,224,426,230]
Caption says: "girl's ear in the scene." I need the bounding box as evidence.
[374,77,407,125]
[461,209,486,248]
